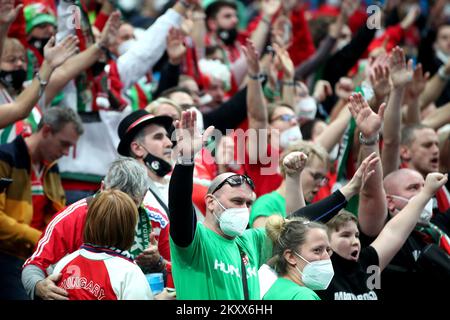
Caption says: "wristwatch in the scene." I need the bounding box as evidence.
[35,72,48,97]
[359,132,379,146]
[248,73,266,82]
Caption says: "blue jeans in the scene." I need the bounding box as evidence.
[65,189,96,205]
[0,252,29,300]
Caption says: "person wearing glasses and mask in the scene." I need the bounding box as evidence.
[168,110,273,300]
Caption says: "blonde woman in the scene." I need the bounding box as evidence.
[263,216,333,300]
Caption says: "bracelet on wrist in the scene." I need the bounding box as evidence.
[248,73,265,81]
[94,42,108,53]
[358,132,379,146]
[35,71,48,97]
[281,80,296,86]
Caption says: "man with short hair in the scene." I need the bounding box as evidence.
[168,110,273,299]
[400,124,450,212]
[0,107,83,300]
[382,168,450,299]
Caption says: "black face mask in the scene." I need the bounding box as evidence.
[91,61,106,77]
[0,69,26,91]
[143,153,172,177]
[216,27,238,46]
[29,36,51,57]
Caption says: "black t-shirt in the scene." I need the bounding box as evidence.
[381,230,450,299]
[317,246,380,300]
[431,208,450,236]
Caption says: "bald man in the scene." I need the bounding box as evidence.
[168,162,273,299]
[381,168,450,299]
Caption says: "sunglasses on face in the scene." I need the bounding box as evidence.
[211,174,255,194]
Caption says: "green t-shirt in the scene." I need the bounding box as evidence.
[263,277,321,300]
[250,191,286,227]
[170,222,272,300]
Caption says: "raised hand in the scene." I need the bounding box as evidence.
[215,135,235,166]
[43,35,79,69]
[370,63,391,101]
[273,42,294,79]
[262,0,281,18]
[405,63,430,100]
[283,151,308,177]
[335,77,355,100]
[389,46,413,89]
[399,4,420,30]
[98,10,121,49]
[242,39,260,77]
[135,232,163,272]
[271,15,292,48]
[167,27,187,65]
[173,110,215,163]
[313,80,333,103]
[348,93,385,138]
[341,152,379,198]
[0,0,22,25]
[340,0,359,19]
[423,173,448,198]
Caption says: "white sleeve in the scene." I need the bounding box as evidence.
[121,266,154,300]
[117,9,183,91]
[106,258,154,300]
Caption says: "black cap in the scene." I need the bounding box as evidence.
[117,110,173,156]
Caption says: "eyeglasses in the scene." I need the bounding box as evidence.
[211,174,255,194]
[271,114,297,122]
[306,169,329,186]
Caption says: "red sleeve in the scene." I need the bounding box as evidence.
[8,0,26,40]
[23,201,88,274]
[368,24,405,53]
[153,220,171,262]
[146,205,170,261]
[288,7,316,67]
[94,11,109,31]
[242,141,283,197]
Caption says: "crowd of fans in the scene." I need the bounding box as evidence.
[0,0,449,300]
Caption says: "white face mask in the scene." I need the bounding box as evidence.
[280,126,303,150]
[390,195,434,226]
[361,81,375,102]
[294,252,334,290]
[212,196,249,237]
[118,0,141,12]
[118,39,137,56]
[296,97,317,121]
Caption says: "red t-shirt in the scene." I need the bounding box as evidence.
[30,164,52,231]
